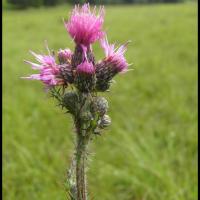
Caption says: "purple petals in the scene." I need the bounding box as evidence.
[23,51,64,86]
[58,49,72,63]
[100,37,128,73]
[77,61,95,75]
[65,3,105,46]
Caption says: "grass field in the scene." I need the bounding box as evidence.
[3,3,198,200]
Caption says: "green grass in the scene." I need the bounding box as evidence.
[3,3,197,200]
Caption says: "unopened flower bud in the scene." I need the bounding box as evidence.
[63,91,78,114]
[58,49,72,64]
[60,64,74,84]
[93,97,108,116]
[99,114,111,129]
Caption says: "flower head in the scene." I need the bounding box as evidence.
[22,51,64,86]
[75,60,96,92]
[77,60,95,75]
[100,37,128,73]
[58,48,72,64]
[65,3,105,46]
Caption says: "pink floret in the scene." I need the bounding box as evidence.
[22,51,63,86]
[65,3,105,46]
[58,48,72,62]
[77,61,95,74]
[100,37,128,73]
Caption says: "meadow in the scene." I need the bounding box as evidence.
[3,3,198,200]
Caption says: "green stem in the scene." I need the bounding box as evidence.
[76,133,88,200]
[67,154,77,200]
[69,92,93,200]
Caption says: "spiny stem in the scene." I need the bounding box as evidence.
[64,90,110,200]
[74,92,91,200]
[76,132,89,200]
[67,154,77,199]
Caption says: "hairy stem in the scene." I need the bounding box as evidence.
[76,133,88,200]
[67,154,77,199]
[68,92,94,200]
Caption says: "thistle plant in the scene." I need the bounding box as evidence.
[22,3,130,200]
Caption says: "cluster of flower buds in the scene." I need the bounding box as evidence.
[23,3,129,134]
[57,89,110,135]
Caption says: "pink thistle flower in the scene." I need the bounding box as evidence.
[22,51,64,86]
[77,61,95,75]
[100,37,128,73]
[64,3,105,46]
[75,60,96,92]
[58,48,72,64]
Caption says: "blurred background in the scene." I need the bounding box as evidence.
[3,0,197,200]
